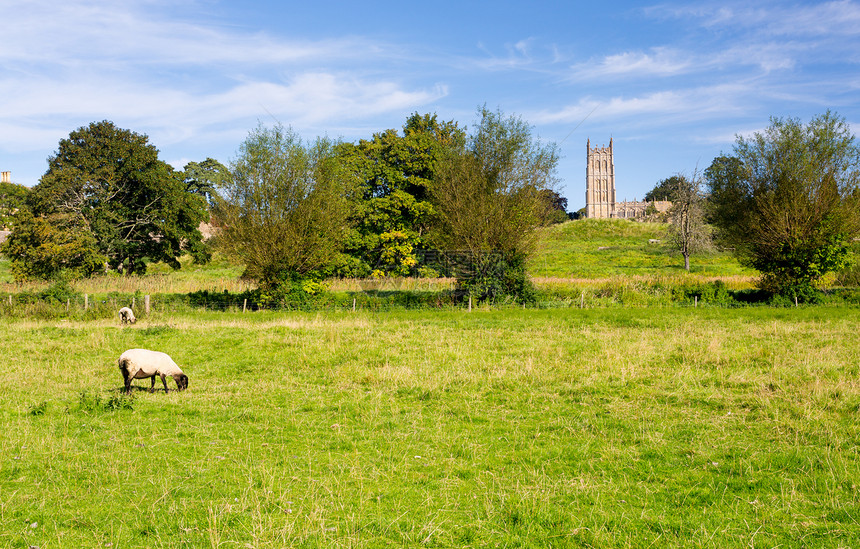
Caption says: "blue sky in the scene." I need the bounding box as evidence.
[2,0,859,210]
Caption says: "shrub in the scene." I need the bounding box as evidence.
[77,391,134,413]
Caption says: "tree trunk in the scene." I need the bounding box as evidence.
[684,253,690,271]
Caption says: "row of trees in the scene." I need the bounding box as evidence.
[3,110,857,303]
[653,111,860,301]
[1,109,563,302]
[217,108,561,301]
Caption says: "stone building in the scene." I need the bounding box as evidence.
[585,139,671,220]
[585,139,615,219]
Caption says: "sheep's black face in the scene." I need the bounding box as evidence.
[176,374,189,391]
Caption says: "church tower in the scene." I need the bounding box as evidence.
[585,138,615,218]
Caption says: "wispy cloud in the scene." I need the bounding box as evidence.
[0,0,448,155]
[529,83,752,126]
[0,0,382,67]
[570,39,801,81]
[570,47,692,78]
[475,38,539,70]
[646,0,860,37]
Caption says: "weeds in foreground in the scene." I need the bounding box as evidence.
[77,391,134,413]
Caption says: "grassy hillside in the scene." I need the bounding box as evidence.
[2,307,859,547]
[529,218,753,280]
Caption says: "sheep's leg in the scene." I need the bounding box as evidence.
[149,376,157,393]
[161,374,170,394]
[122,368,132,394]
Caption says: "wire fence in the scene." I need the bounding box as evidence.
[2,286,858,321]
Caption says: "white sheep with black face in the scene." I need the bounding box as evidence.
[118,349,189,394]
[118,307,137,325]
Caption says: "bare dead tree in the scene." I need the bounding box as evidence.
[667,172,711,271]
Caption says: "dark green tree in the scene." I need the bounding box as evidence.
[644,175,683,202]
[183,157,228,208]
[215,124,354,290]
[1,210,106,280]
[16,121,209,277]
[0,180,30,230]
[707,112,860,300]
[541,189,569,224]
[429,106,559,301]
[336,113,465,277]
[703,154,745,224]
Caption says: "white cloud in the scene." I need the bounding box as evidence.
[571,40,800,82]
[473,37,548,70]
[0,72,447,150]
[632,1,860,78]
[0,0,380,68]
[572,48,692,78]
[746,0,860,37]
[0,0,449,155]
[646,0,860,37]
[529,84,751,126]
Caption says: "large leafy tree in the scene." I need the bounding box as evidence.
[12,121,209,278]
[707,112,860,300]
[429,107,559,301]
[703,155,745,225]
[0,180,29,230]
[540,189,570,224]
[2,210,106,280]
[215,124,354,290]
[183,157,228,208]
[645,175,684,202]
[337,113,465,277]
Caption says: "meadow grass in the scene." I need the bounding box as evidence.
[0,253,252,295]
[530,219,755,280]
[2,307,859,547]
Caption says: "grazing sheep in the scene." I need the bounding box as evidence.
[118,307,137,325]
[118,349,188,394]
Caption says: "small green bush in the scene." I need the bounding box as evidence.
[673,280,733,304]
[28,401,49,416]
[77,391,134,413]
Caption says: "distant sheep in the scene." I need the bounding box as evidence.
[118,307,136,325]
[118,349,188,394]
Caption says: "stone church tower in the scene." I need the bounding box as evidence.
[585,139,615,218]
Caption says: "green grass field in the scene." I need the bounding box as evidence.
[529,219,754,280]
[2,307,859,547]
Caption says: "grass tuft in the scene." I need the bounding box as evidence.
[77,391,134,413]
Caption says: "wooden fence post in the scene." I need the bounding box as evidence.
[352,298,356,312]
[468,296,472,312]
[243,298,247,313]
[144,295,150,315]
[84,294,89,310]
